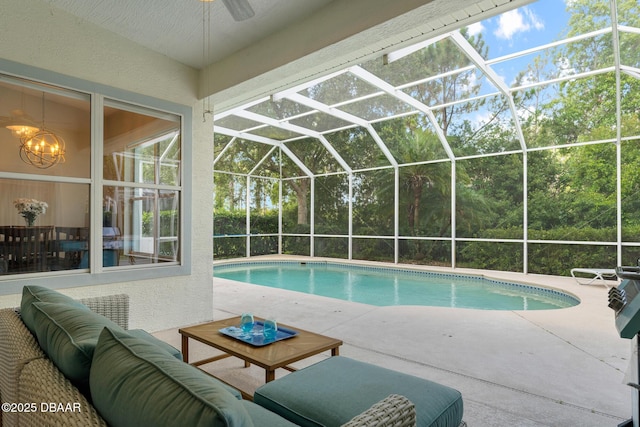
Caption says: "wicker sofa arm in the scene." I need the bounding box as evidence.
[79,294,130,330]
[341,394,416,427]
[18,358,108,426]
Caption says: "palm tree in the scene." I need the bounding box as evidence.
[395,131,450,236]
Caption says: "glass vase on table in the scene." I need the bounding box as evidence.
[23,213,37,227]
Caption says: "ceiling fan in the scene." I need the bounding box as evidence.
[202,0,255,21]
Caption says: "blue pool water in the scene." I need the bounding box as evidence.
[214,262,579,310]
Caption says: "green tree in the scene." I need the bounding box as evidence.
[393,129,450,236]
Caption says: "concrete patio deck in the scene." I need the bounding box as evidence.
[155,259,632,426]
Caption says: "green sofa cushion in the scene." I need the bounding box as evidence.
[122,330,239,397]
[90,327,253,427]
[254,356,463,427]
[29,301,123,395]
[29,300,184,398]
[20,285,89,335]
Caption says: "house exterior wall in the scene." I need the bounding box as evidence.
[0,0,214,332]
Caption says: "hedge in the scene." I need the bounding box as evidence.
[213,211,640,275]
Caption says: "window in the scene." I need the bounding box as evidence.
[103,100,182,266]
[0,76,91,275]
[0,73,184,277]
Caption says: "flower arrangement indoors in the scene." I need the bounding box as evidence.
[13,198,48,227]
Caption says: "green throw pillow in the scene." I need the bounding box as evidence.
[127,329,183,360]
[20,285,89,335]
[90,327,254,427]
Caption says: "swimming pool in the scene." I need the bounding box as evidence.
[213,261,579,310]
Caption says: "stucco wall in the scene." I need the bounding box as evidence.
[0,0,214,332]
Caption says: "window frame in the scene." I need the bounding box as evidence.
[0,59,192,295]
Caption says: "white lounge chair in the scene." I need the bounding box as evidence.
[570,268,619,287]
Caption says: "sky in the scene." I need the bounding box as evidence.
[470,0,572,58]
[467,0,573,87]
[436,0,579,135]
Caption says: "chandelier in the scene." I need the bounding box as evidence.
[19,129,65,169]
[17,93,65,169]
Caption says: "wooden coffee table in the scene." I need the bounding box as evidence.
[179,316,343,385]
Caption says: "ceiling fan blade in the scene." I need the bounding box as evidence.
[221,0,255,21]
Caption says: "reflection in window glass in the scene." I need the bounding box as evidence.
[103,102,181,185]
[104,186,179,265]
[103,100,181,267]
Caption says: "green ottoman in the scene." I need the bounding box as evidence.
[254,356,463,427]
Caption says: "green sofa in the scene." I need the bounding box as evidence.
[1,286,443,427]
